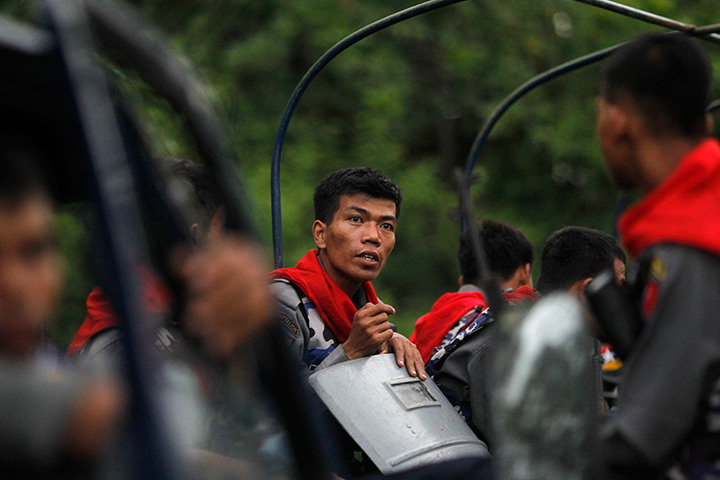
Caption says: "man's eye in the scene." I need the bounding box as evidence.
[21,239,53,263]
[349,216,362,223]
[381,223,395,232]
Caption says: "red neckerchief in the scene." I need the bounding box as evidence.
[270,249,379,343]
[503,285,539,303]
[66,270,171,356]
[619,138,720,259]
[410,285,539,363]
[410,291,488,363]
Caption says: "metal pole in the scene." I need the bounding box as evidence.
[571,0,720,44]
[271,0,468,268]
[464,44,619,176]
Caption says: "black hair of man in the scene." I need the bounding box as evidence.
[536,226,626,295]
[459,219,533,285]
[164,157,222,229]
[0,128,50,207]
[600,32,711,139]
[313,166,402,224]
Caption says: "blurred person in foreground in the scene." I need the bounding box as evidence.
[0,131,125,477]
[596,32,720,478]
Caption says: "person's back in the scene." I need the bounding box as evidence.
[596,32,720,478]
[414,219,535,445]
[411,219,535,364]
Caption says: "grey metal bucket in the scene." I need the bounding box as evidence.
[308,353,489,474]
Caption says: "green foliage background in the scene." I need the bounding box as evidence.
[2,0,719,346]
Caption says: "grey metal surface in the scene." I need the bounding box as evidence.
[489,293,599,480]
[308,353,489,474]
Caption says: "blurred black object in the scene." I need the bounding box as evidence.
[586,270,644,360]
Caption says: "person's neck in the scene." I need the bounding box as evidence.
[316,249,361,298]
[637,135,705,193]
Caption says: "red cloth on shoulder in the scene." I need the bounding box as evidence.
[66,270,171,356]
[503,285,539,303]
[619,138,720,258]
[270,249,379,343]
[410,291,488,364]
[410,285,538,363]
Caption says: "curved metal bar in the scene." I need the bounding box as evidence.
[271,0,468,268]
[693,24,720,36]
[84,0,255,237]
[571,0,720,44]
[43,1,184,478]
[464,44,620,176]
[708,99,720,113]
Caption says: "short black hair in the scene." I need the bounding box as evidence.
[459,219,534,285]
[313,167,402,224]
[600,32,711,138]
[164,157,222,227]
[536,226,625,295]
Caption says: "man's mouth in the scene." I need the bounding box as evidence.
[358,252,379,263]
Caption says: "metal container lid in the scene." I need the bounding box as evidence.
[309,353,489,474]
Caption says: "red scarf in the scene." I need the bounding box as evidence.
[503,285,539,303]
[410,285,538,363]
[270,249,379,343]
[410,291,488,363]
[619,138,720,259]
[66,271,171,356]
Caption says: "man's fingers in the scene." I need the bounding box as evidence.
[406,348,427,380]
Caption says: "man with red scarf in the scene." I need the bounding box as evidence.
[271,167,425,379]
[411,219,535,364]
[410,220,535,446]
[596,33,720,479]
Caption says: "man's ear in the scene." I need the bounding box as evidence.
[569,277,593,297]
[603,101,631,143]
[312,220,327,249]
[520,263,532,287]
[705,113,715,135]
[190,223,202,245]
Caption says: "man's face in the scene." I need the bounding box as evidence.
[0,195,63,356]
[596,97,640,190]
[313,193,397,297]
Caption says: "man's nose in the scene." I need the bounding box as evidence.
[362,223,380,245]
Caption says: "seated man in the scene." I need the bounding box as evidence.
[416,219,535,445]
[271,167,424,377]
[535,226,627,410]
[0,130,125,476]
[411,219,535,363]
[66,157,235,363]
[536,226,626,297]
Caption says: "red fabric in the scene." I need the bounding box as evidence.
[410,291,488,363]
[411,286,538,363]
[619,138,720,259]
[503,285,539,303]
[66,271,171,356]
[66,287,117,356]
[270,249,379,343]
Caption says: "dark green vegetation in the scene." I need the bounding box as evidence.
[2,0,718,344]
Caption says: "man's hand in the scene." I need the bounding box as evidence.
[379,333,427,380]
[171,234,273,360]
[343,303,395,360]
